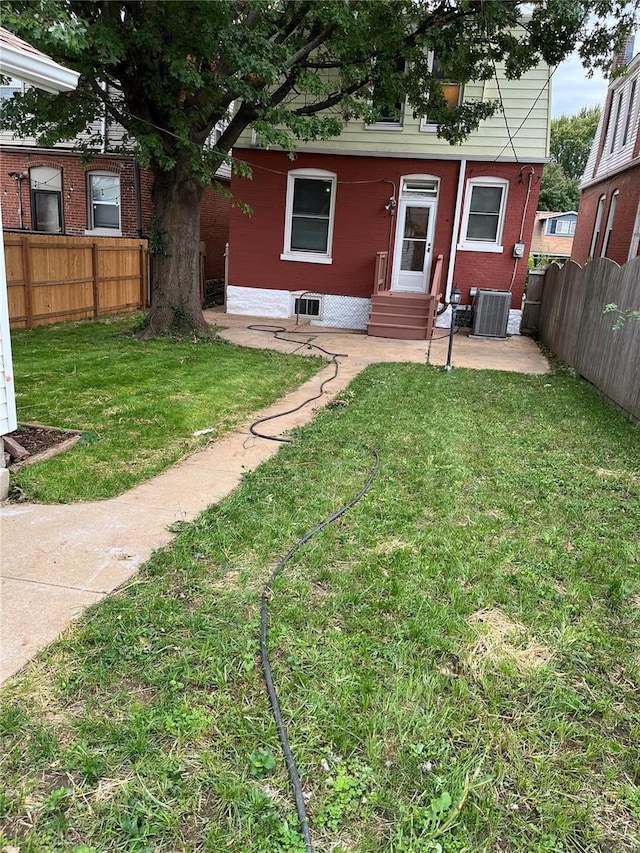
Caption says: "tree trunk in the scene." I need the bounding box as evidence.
[142,158,210,337]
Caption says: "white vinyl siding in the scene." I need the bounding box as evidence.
[236,61,551,162]
[281,169,336,264]
[582,55,640,186]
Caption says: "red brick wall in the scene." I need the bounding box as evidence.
[200,181,231,280]
[229,150,541,309]
[572,164,640,265]
[0,149,153,236]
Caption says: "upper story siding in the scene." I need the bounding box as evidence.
[235,60,551,163]
[581,51,640,187]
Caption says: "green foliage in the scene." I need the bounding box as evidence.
[604,303,640,329]
[249,748,277,778]
[538,162,580,212]
[538,107,601,212]
[0,2,632,177]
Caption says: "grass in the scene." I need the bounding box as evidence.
[7,315,323,502]
[1,363,639,852]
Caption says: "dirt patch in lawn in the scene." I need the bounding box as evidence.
[4,423,83,471]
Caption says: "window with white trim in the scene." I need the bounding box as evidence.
[30,166,63,233]
[366,56,406,129]
[546,217,576,236]
[281,169,336,264]
[609,90,624,153]
[589,195,606,258]
[601,190,618,258]
[420,54,462,131]
[87,171,121,232]
[622,79,637,147]
[458,177,508,253]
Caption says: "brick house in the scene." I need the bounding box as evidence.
[227,52,550,339]
[1,97,230,282]
[572,40,640,266]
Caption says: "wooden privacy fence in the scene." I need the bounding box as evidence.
[538,256,640,420]
[4,233,148,328]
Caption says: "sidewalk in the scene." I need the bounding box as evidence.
[1,316,549,683]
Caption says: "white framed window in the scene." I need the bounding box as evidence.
[601,190,618,258]
[622,79,637,147]
[87,171,121,234]
[366,56,406,130]
[420,53,462,132]
[609,90,624,153]
[281,169,336,264]
[628,198,640,261]
[589,195,606,258]
[458,177,508,253]
[30,167,63,233]
[547,218,576,236]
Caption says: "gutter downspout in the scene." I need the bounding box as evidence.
[445,159,466,302]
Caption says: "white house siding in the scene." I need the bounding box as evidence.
[236,62,551,163]
[582,53,640,186]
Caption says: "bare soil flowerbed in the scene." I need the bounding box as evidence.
[4,424,82,469]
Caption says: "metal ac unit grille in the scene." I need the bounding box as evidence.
[471,289,511,339]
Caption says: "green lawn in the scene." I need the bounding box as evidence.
[1,364,639,853]
[8,316,322,502]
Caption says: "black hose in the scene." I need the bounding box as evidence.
[248,323,379,852]
[260,445,379,852]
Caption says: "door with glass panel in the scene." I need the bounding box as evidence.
[392,198,437,292]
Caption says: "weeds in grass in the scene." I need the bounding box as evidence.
[1,364,639,851]
[9,315,322,502]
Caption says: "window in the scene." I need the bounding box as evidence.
[367,56,406,128]
[589,195,606,258]
[628,198,640,261]
[281,169,336,264]
[622,79,637,147]
[421,54,461,131]
[458,178,508,253]
[601,190,618,258]
[547,218,576,236]
[88,172,120,231]
[30,167,63,233]
[609,90,624,153]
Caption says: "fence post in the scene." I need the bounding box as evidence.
[521,267,546,335]
[92,243,100,317]
[20,235,33,328]
[138,243,146,308]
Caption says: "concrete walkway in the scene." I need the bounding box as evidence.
[0,314,549,683]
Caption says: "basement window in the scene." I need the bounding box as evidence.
[293,295,322,319]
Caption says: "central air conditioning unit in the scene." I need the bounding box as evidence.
[471,289,511,339]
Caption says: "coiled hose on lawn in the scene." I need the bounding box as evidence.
[248,325,379,852]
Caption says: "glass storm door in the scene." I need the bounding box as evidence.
[392,199,436,292]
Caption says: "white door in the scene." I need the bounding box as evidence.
[392,198,436,292]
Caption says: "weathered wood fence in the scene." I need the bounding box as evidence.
[4,233,148,328]
[536,256,640,420]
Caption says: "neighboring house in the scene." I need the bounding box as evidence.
[0,95,231,282]
[572,37,640,265]
[0,27,79,444]
[531,211,577,263]
[227,54,550,339]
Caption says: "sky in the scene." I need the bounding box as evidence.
[551,54,609,119]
